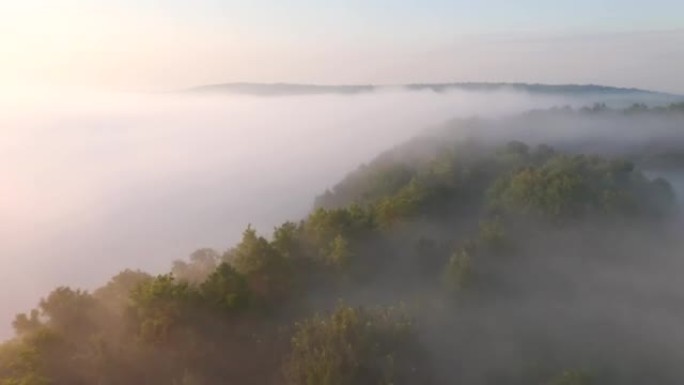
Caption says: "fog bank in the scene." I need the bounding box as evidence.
[0,88,584,340]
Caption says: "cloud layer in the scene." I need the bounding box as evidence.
[0,88,583,339]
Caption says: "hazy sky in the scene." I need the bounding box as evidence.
[1,1,684,91]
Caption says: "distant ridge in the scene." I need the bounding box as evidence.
[183,82,679,98]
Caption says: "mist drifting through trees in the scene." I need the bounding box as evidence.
[0,88,590,341]
[2,89,684,384]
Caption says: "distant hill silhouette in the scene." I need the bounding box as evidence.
[183,82,681,99]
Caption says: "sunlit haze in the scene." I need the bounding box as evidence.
[3,2,684,384]
[1,0,684,92]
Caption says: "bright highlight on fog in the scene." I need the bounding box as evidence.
[0,88,579,340]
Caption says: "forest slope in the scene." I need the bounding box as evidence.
[2,104,684,385]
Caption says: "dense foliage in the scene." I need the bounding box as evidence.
[2,106,684,384]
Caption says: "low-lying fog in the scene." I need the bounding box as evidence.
[3,87,683,340]
[1,88,587,340]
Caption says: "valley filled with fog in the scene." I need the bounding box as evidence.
[5,1,684,384]
[0,88,593,340]
[3,84,684,385]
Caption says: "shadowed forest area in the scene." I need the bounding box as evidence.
[3,104,684,385]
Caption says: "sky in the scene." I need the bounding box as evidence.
[1,0,684,92]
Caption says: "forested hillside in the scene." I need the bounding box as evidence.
[2,105,684,385]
